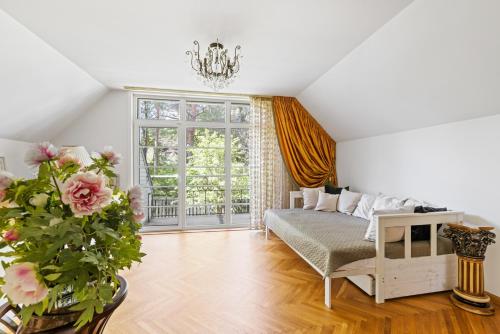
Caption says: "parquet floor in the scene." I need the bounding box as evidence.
[105,230,500,334]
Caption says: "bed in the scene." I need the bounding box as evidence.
[264,198,464,308]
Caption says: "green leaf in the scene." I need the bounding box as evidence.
[19,305,35,325]
[44,273,62,281]
[34,301,45,316]
[74,304,95,330]
[41,265,61,271]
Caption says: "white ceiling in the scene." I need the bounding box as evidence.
[299,0,500,141]
[0,0,413,96]
[0,9,107,142]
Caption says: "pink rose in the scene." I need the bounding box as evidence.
[61,172,112,217]
[1,262,48,306]
[25,142,59,167]
[0,171,14,190]
[3,228,19,242]
[57,153,82,168]
[100,146,121,166]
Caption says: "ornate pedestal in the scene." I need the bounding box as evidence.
[443,223,496,315]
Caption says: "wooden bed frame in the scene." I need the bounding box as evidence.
[265,191,463,308]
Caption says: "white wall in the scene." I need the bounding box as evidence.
[0,137,33,177]
[298,0,500,141]
[52,90,132,188]
[0,9,107,142]
[337,114,500,295]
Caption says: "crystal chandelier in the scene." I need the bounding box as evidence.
[186,39,241,91]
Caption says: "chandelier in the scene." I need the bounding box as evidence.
[186,39,241,91]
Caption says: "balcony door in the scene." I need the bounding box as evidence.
[134,95,250,230]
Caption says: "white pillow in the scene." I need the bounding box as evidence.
[372,194,406,211]
[302,186,325,210]
[352,194,376,220]
[315,192,339,212]
[404,197,439,208]
[337,189,362,214]
[364,206,415,242]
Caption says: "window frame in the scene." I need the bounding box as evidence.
[133,93,251,231]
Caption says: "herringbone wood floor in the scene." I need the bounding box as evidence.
[105,230,500,334]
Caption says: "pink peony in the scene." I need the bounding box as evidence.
[128,186,143,215]
[61,172,113,217]
[3,228,19,242]
[25,142,59,167]
[128,185,142,201]
[0,171,14,190]
[2,262,48,306]
[100,146,121,166]
[0,189,5,202]
[57,153,82,168]
[133,212,145,223]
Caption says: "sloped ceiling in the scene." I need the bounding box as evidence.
[299,0,500,142]
[0,0,412,96]
[0,9,107,142]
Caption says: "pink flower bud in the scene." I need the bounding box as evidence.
[3,228,19,242]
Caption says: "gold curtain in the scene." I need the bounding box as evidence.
[249,97,297,229]
[272,96,337,188]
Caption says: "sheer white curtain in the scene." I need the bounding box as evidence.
[249,97,296,229]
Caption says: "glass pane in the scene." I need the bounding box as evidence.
[139,128,157,146]
[186,102,225,122]
[230,103,250,123]
[186,166,225,176]
[138,126,179,227]
[186,126,225,226]
[157,128,178,147]
[231,128,250,225]
[140,127,178,147]
[186,128,225,148]
[157,148,178,166]
[138,99,180,120]
[231,128,249,166]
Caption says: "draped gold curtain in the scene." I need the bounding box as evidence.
[272,96,337,188]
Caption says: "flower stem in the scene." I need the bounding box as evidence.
[49,161,63,200]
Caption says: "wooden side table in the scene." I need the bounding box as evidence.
[443,223,496,315]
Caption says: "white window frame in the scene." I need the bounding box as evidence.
[133,92,250,231]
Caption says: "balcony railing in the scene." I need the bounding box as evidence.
[145,189,250,225]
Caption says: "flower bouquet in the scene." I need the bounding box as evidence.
[0,143,145,330]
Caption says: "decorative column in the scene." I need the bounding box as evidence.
[443,223,496,315]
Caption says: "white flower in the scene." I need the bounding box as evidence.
[29,193,50,207]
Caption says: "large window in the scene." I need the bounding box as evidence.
[134,95,250,229]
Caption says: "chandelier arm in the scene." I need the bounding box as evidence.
[186,39,241,90]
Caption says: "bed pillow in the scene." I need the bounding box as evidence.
[364,206,415,242]
[325,184,349,195]
[302,186,325,210]
[337,189,362,214]
[352,194,376,220]
[372,194,406,211]
[314,192,339,212]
